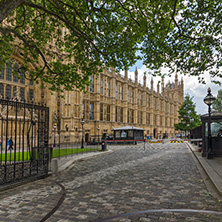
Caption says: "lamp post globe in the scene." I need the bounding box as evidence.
[203,88,216,159]
[80,119,85,148]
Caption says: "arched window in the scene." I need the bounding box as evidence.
[13,63,18,82]
[0,84,4,98]
[0,65,4,79]
[6,85,11,99]
[20,88,25,100]
[13,86,17,98]
[29,89,34,101]
[6,63,12,81]
[20,68,25,84]
[30,79,34,86]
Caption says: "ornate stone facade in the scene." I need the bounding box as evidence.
[51,67,183,143]
[0,57,183,144]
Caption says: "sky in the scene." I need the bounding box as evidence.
[121,61,221,115]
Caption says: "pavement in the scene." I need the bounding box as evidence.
[187,142,222,197]
[52,141,222,198]
[1,141,222,221]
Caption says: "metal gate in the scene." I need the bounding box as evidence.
[0,99,49,186]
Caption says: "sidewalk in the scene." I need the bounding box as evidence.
[188,142,222,196]
[49,149,112,173]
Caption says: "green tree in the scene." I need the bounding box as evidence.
[212,89,222,113]
[0,0,221,91]
[175,94,202,133]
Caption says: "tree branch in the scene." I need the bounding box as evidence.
[0,0,25,23]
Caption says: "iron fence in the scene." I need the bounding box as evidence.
[0,99,49,186]
[49,135,102,161]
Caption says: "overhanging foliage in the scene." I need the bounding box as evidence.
[0,0,221,91]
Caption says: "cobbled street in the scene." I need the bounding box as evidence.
[1,142,222,222]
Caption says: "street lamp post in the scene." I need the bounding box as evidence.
[53,124,57,147]
[80,119,85,148]
[204,88,216,159]
[97,127,100,144]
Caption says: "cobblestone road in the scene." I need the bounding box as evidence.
[1,142,222,222]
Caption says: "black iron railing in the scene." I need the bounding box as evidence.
[0,99,49,186]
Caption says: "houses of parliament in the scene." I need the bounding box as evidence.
[0,57,184,144]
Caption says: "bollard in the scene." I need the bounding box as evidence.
[101,142,107,151]
[51,158,58,174]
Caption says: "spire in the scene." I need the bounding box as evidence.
[175,72,178,87]
[135,67,138,83]
[143,73,146,88]
[161,77,164,94]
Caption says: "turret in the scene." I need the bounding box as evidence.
[151,78,153,90]
[135,67,138,83]
[143,73,146,88]
[175,72,178,87]
[161,77,164,95]
[157,82,160,94]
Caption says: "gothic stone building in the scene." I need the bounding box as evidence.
[0,57,183,144]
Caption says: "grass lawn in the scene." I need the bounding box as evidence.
[0,147,101,161]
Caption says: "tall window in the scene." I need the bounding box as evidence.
[20,68,25,84]
[147,113,150,125]
[115,107,118,122]
[128,110,130,123]
[127,88,129,102]
[140,94,143,106]
[13,86,17,98]
[100,78,103,95]
[131,110,134,123]
[116,83,118,99]
[140,112,143,124]
[120,108,123,122]
[0,65,4,79]
[107,105,110,121]
[29,89,34,101]
[120,86,123,100]
[131,91,134,103]
[13,63,18,83]
[154,115,157,126]
[0,84,4,98]
[82,101,85,118]
[100,104,103,121]
[89,102,94,120]
[148,97,150,108]
[6,85,11,99]
[30,79,34,86]
[90,75,94,92]
[20,88,25,100]
[6,63,11,81]
[107,79,110,96]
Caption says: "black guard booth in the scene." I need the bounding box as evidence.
[112,126,145,144]
[201,112,222,157]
